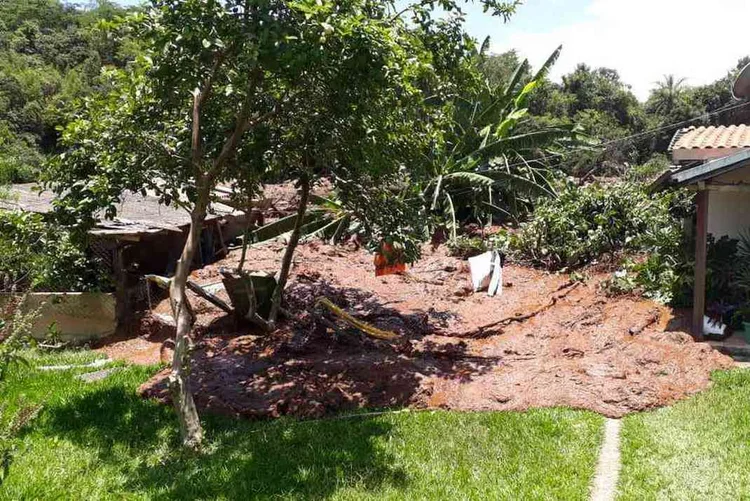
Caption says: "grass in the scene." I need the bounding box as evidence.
[618,368,750,500]
[0,349,604,500]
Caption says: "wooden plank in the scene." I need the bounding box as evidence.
[692,189,709,340]
[215,220,228,258]
[685,183,750,193]
[186,279,233,314]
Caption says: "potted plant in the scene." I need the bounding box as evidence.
[731,306,750,343]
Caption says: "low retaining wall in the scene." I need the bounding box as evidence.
[0,292,117,342]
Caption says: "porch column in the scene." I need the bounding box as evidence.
[692,188,708,340]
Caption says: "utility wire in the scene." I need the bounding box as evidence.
[431,100,750,203]
[484,98,750,174]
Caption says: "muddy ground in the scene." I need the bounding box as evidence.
[122,241,733,419]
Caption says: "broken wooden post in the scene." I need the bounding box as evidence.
[692,188,708,340]
[113,246,129,324]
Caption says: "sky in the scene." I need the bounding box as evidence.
[112,0,750,101]
[464,0,750,101]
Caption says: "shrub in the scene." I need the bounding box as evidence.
[0,211,109,292]
[446,236,488,259]
[0,294,40,488]
[625,154,670,183]
[511,180,682,270]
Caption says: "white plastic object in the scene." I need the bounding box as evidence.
[468,250,503,295]
[703,315,726,336]
[487,251,503,297]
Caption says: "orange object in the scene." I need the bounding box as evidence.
[374,242,406,277]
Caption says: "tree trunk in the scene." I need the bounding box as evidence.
[268,175,310,327]
[237,220,251,272]
[168,189,209,450]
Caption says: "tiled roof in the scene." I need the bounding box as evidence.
[670,125,750,151]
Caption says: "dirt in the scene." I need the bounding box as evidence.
[130,241,733,419]
[93,313,175,365]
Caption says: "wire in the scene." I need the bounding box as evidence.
[481,98,750,174]
[430,100,750,205]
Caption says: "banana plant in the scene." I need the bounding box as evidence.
[238,193,359,262]
[425,45,589,237]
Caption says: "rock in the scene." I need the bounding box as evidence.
[76,368,120,383]
[453,285,472,297]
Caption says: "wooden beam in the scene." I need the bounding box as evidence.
[113,246,129,324]
[692,189,709,340]
[686,183,750,193]
[186,279,233,314]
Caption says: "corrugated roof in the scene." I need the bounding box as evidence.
[671,125,750,151]
[0,184,242,238]
[653,149,750,189]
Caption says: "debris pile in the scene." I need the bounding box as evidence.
[132,241,733,419]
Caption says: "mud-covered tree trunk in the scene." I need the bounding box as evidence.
[268,175,310,327]
[168,184,210,450]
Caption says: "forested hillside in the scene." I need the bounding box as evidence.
[0,0,137,183]
[1,1,748,186]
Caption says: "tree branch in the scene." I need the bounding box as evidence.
[191,50,229,170]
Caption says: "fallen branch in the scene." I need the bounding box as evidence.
[628,309,660,336]
[316,297,400,341]
[466,281,582,339]
[146,274,234,315]
[186,279,233,314]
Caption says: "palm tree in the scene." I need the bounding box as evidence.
[649,74,687,115]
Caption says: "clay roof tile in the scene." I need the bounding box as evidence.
[670,124,750,151]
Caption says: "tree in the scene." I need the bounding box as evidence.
[0,0,137,182]
[693,56,750,126]
[49,0,520,449]
[644,75,704,153]
[528,63,647,174]
[647,75,687,116]
[480,48,529,89]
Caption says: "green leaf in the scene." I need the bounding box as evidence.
[444,171,494,187]
[531,45,562,82]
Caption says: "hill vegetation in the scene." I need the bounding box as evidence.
[0,0,138,183]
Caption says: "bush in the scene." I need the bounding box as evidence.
[0,211,109,292]
[0,294,40,488]
[511,181,683,270]
[626,154,670,183]
[446,236,488,259]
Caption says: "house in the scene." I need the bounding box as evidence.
[656,124,750,338]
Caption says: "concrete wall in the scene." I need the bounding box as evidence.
[0,292,116,342]
[707,165,750,239]
[708,191,750,239]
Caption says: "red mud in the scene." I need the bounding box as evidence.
[132,242,733,419]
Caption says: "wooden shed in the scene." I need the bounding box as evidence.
[0,184,249,321]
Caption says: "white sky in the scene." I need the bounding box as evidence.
[484,0,750,101]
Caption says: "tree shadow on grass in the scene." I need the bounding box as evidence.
[43,384,408,499]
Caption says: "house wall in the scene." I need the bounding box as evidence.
[708,191,750,238]
[707,165,750,239]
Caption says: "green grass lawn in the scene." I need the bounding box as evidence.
[0,350,604,500]
[618,368,750,500]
